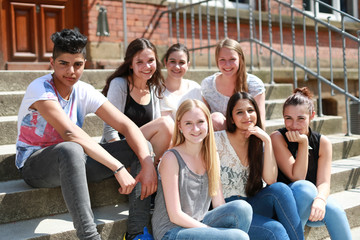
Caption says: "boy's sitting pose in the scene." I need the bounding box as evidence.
[16,28,157,240]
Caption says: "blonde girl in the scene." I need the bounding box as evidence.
[152,99,252,240]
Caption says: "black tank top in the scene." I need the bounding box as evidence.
[277,127,321,185]
[118,84,153,139]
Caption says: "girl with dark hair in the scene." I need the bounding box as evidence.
[201,39,266,131]
[102,38,173,164]
[271,87,351,240]
[152,99,252,240]
[215,92,304,240]
[161,43,202,119]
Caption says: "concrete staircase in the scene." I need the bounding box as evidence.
[0,69,359,240]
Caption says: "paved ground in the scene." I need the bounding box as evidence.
[324,226,360,240]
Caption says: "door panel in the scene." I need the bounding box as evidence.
[40,4,65,60]
[4,0,81,69]
[10,2,38,59]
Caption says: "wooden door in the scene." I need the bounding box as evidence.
[3,0,82,69]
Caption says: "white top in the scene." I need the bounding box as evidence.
[16,73,107,169]
[201,72,265,115]
[215,130,249,198]
[160,79,202,119]
[101,76,161,142]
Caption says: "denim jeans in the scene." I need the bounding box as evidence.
[162,200,252,240]
[226,182,304,240]
[289,180,352,240]
[21,141,153,240]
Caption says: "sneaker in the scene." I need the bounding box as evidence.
[124,227,154,240]
[132,227,154,240]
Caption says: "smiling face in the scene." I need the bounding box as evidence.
[217,47,241,78]
[283,104,314,135]
[178,107,208,145]
[50,52,85,98]
[130,48,156,82]
[231,99,257,131]
[165,50,189,80]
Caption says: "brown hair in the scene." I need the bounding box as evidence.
[226,92,263,197]
[102,38,165,98]
[283,87,315,115]
[215,38,248,92]
[173,99,220,197]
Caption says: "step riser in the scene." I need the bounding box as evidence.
[0,178,127,224]
[0,84,292,117]
[1,115,344,146]
[265,117,343,136]
[0,115,103,145]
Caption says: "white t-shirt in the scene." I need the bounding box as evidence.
[201,72,265,115]
[16,73,107,168]
[160,79,202,119]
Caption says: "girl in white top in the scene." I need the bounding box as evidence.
[201,38,265,131]
[161,43,202,119]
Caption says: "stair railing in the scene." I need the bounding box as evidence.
[122,0,360,135]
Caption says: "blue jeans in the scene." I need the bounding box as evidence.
[162,200,252,240]
[227,182,304,240]
[289,180,352,240]
[21,141,153,240]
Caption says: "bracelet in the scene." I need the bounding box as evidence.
[113,165,125,175]
[314,196,327,204]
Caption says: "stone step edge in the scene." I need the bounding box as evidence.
[1,156,358,195]
[0,203,129,240]
[0,188,359,240]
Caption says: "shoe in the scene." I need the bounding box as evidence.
[132,227,154,240]
[124,227,154,240]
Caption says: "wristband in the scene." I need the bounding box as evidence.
[113,165,125,175]
[314,196,327,204]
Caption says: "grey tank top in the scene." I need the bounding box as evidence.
[151,149,211,240]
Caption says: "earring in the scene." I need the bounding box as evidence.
[180,130,183,134]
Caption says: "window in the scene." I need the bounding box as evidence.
[303,0,358,21]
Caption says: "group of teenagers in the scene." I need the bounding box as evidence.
[15,28,352,240]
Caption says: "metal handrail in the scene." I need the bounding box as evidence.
[122,0,360,135]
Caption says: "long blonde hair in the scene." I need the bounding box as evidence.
[215,38,248,93]
[172,99,220,196]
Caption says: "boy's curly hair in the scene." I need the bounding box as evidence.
[51,28,87,59]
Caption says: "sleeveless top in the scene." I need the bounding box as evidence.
[215,130,249,198]
[277,127,321,185]
[152,149,211,240]
[118,84,153,139]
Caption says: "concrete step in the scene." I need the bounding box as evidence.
[0,178,127,224]
[265,99,287,120]
[305,187,360,240]
[327,134,360,161]
[0,203,129,240]
[0,113,103,145]
[265,115,343,136]
[264,83,293,100]
[330,156,360,193]
[0,83,292,117]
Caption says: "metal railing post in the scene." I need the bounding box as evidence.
[303,3,308,81]
[268,0,274,84]
[291,0,297,88]
[122,0,128,55]
[341,15,351,135]
[328,17,334,96]
[314,0,323,117]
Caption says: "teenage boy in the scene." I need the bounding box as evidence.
[16,28,157,240]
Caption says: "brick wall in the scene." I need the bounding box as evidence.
[82,0,360,69]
